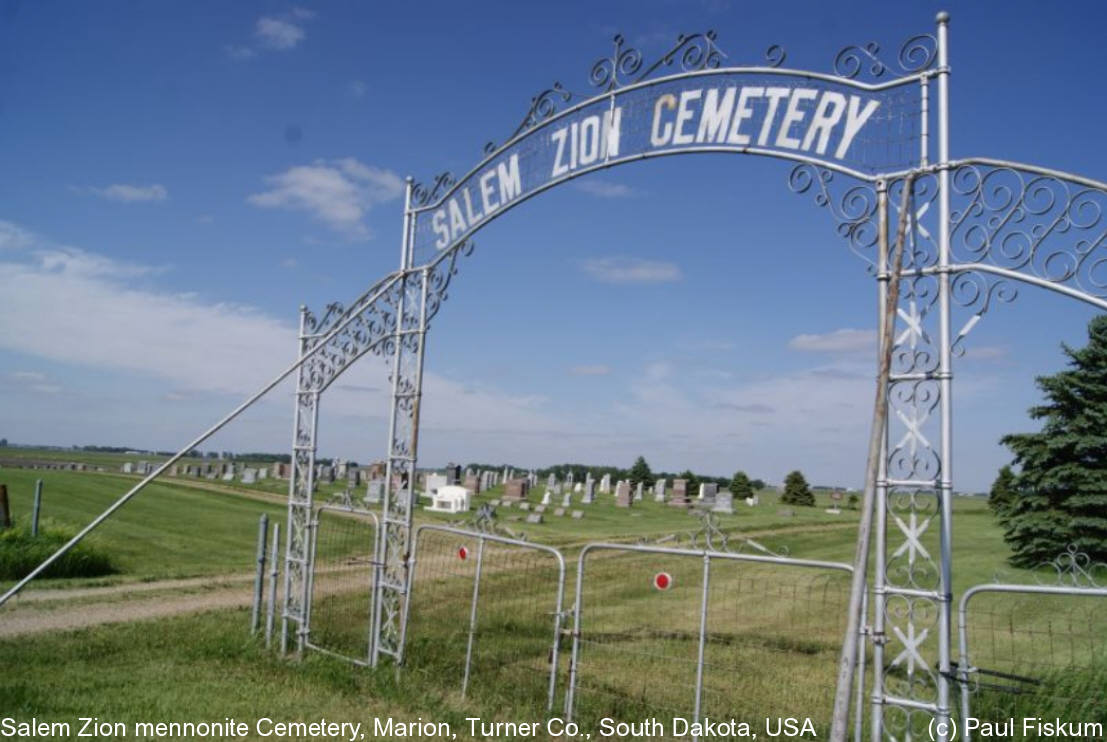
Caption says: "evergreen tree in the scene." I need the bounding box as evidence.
[628,456,653,486]
[781,470,815,507]
[730,470,754,500]
[1001,316,1107,567]
[988,465,1017,523]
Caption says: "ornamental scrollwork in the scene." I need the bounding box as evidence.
[788,164,880,271]
[412,171,457,208]
[590,31,726,93]
[1033,544,1106,588]
[485,82,572,154]
[673,511,789,557]
[833,33,937,81]
[951,164,1107,299]
[949,271,1018,357]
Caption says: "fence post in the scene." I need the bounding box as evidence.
[461,537,486,699]
[0,484,10,529]
[31,480,43,537]
[251,513,269,633]
[266,522,281,648]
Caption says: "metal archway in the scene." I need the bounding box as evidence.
[275,12,1107,742]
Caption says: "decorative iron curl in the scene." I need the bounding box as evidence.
[950,271,1018,357]
[676,510,788,557]
[833,33,936,80]
[763,44,786,68]
[486,82,573,154]
[952,164,1107,299]
[591,30,725,92]
[1034,544,1106,588]
[411,171,456,208]
[789,164,880,270]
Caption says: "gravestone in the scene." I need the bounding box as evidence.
[574,482,582,493]
[615,480,632,508]
[464,474,481,494]
[540,490,552,506]
[518,502,531,511]
[582,479,595,504]
[712,491,734,514]
[170,464,180,476]
[366,479,384,504]
[745,495,759,506]
[258,467,269,480]
[525,513,543,524]
[655,478,667,502]
[122,462,134,473]
[535,504,547,514]
[241,468,257,485]
[222,468,235,481]
[634,481,644,501]
[488,499,500,507]
[701,482,718,503]
[669,478,691,508]
[777,507,795,517]
[561,492,571,508]
[599,474,611,494]
[571,510,584,519]
[553,507,566,517]
[504,478,529,500]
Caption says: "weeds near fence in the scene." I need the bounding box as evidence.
[0,520,115,580]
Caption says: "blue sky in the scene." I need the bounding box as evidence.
[2,1,1106,490]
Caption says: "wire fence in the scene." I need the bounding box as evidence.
[402,525,566,712]
[303,505,379,666]
[566,544,854,738]
[957,585,1107,739]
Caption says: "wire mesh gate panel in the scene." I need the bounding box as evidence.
[304,505,380,666]
[567,544,854,738]
[402,525,566,712]
[957,584,1107,740]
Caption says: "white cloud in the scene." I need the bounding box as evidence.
[580,257,682,284]
[256,17,305,50]
[569,364,611,376]
[0,221,34,250]
[788,328,875,354]
[248,158,404,240]
[224,44,257,60]
[574,180,633,198]
[11,371,46,383]
[348,80,367,98]
[86,184,168,203]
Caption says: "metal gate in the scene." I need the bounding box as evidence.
[401,524,567,712]
[957,579,1107,741]
[566,543,859,739]
[303,505,381,666]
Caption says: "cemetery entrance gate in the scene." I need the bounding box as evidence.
[278,13,1107,741]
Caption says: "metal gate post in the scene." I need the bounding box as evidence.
[934,12,955,740]
[282,305,321,655]
[372,177,431,666]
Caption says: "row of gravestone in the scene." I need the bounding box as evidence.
[487,498,584,522]
[496,475,740,515]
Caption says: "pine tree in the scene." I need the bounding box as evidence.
[628,456,653,486]
[1001,315,1107,567]
[730,470,754,500]
[781,470,815,507]
[988,465,1017,523]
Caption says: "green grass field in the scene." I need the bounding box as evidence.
[0,467,1102,740]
